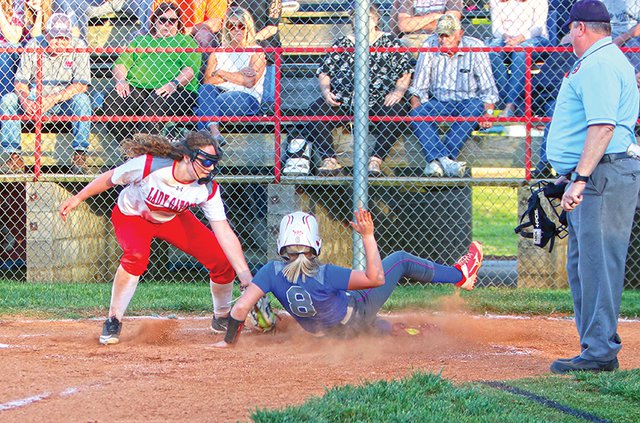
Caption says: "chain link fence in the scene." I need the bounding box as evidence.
[0,0,639,289]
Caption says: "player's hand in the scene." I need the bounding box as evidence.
[211,340,231,348]
[59,196,82,222]
[350,207,374,237]
[561,181,586,212]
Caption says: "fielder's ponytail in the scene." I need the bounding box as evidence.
[282,245,320,283]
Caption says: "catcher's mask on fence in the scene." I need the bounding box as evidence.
[515,181,568,252]
[277,212,322,258]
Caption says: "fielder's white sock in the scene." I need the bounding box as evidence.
[210,280,233,318]
[108,265,140,321]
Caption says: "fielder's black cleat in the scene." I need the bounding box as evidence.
[211,315,229,334]
[550,356,619,374]
[99,316,122,345]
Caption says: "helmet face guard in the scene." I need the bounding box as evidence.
[189,149,220,184]
[277,212,322,257]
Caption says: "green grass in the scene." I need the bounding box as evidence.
[252,370,640,422]
[2,282,639,319]
[472,186,519,257]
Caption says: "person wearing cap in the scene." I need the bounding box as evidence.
[0,12,92,174]
[391,0,463,48]
[546,0,640,374]
[409,14,498,177]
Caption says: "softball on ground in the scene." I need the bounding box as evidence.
[405,328,420,336]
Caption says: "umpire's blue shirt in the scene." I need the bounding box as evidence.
[547,37,639,176]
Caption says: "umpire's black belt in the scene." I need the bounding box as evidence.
[600,152,628,163]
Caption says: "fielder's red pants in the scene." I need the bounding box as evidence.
[111,205,235,283]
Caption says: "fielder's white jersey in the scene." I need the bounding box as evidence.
[111,154,226,224]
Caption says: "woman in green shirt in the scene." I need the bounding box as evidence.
[100,2,202,139]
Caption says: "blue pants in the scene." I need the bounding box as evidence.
[566,158,640,361]
[54,0,153,37]
[194,85,260,131]
[0,92,92,153]
[0,50,18,98]
[410,99,484,162]
[348,251,447,327]
[488,36,551,106]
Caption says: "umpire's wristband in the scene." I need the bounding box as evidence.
[224,315,245,344]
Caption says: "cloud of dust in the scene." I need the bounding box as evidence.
[133,319,179,345]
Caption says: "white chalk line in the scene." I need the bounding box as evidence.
[0,382,104,412]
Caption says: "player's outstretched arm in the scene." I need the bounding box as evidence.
[212,282,265,348]
[59,169,117,222]
[347,208,385,290]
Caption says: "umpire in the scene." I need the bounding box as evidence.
[547,0,640,374]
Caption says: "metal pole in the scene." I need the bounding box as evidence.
[352,0,371,270]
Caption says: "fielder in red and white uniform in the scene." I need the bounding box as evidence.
[59,131,252,344]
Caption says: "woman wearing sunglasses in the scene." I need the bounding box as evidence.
[100,2,201,140]
[194,7,266,145]
[58,131,254,345]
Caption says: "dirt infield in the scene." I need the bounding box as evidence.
[2,296,640,422]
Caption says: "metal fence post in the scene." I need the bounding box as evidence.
[352,0,371,270]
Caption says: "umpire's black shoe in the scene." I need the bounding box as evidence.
[211,315,229,334]
[550,356,619,374]
[99,316,122,345]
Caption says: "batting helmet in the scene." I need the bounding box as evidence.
[277,212,322,257]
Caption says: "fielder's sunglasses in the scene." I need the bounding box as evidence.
[193,149,220,168]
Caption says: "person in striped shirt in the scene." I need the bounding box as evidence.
[409,14,499,177]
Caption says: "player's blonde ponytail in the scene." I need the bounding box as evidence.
[282,245,320,283]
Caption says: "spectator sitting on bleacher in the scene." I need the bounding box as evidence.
[0,0,50,101]
[194,6,266,145]
[284,5,413,177]
[99,2,201,140]
[487,0,550,117]
[152,0,226,47]
[229,0,280,56]
[391,0,462,46]
[0,12,91,174]
[409,14,498,177]
[54,0,153,40]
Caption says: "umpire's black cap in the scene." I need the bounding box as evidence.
[562,0,611,33]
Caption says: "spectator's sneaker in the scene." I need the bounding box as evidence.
[424,160,444,177]
[283,158,310,176]
[454,241,483,291]
[283,138,311,176]
[317,157,343,176]
[211,314,229,334]
[0,153,25,174]
[99,316,122,345]
[438,157,466,177]
[368,157,384,177]
[71,151,88,174]
[550,357,619,374]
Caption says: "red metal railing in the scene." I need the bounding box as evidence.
[1,44,637,181]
